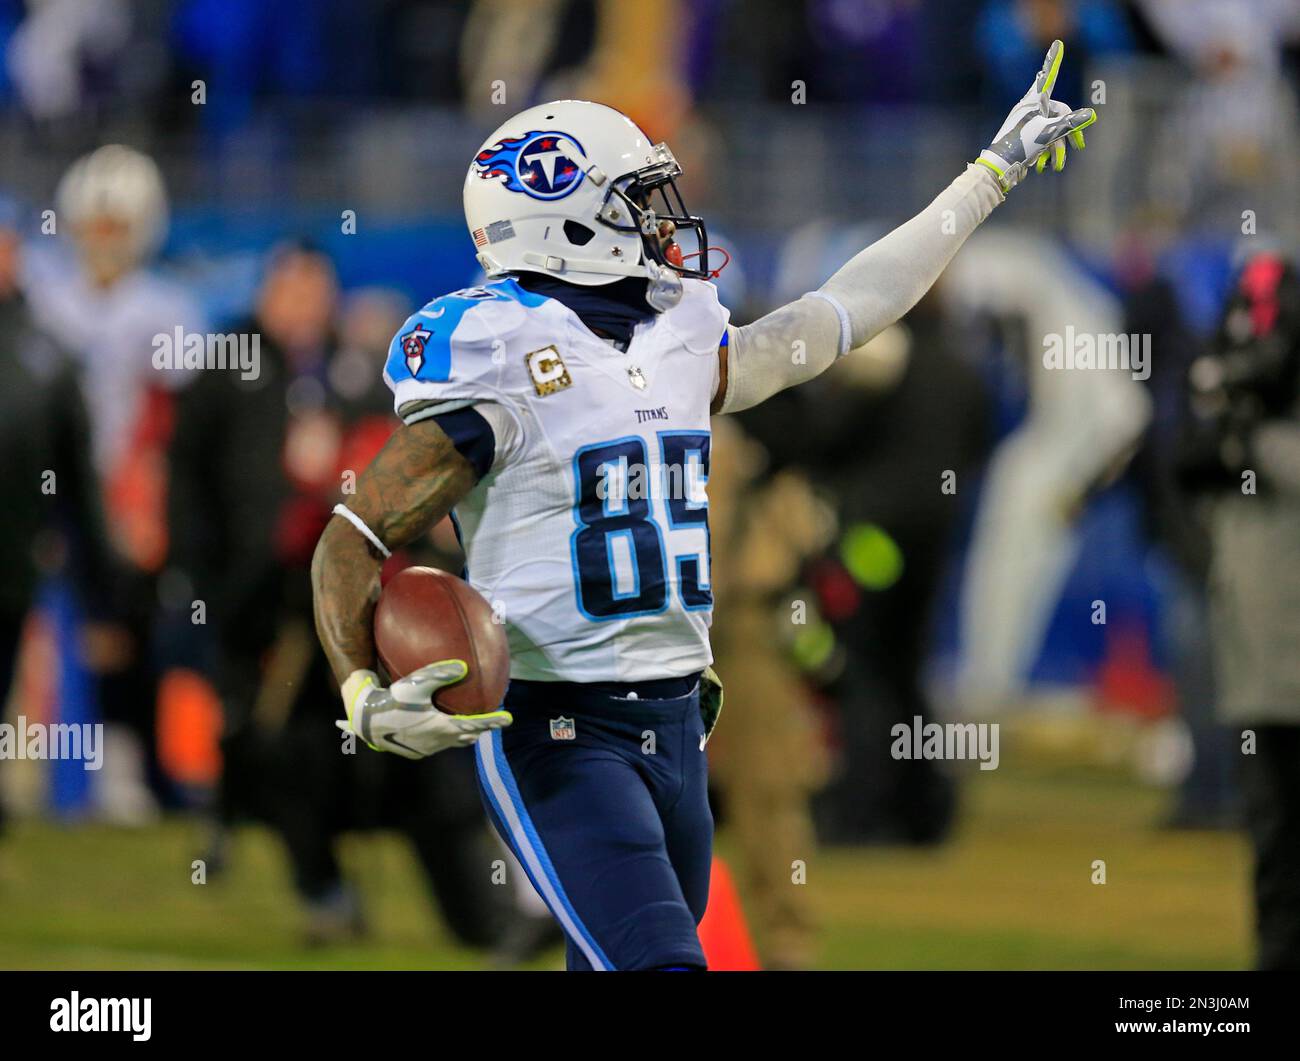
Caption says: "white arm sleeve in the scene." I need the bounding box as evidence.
[719,163,1003,413]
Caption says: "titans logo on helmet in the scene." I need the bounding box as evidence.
[473,131,587,201]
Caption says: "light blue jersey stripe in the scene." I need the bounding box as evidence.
[474,730,612,970]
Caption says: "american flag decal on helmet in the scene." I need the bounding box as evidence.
[473,221,517,249]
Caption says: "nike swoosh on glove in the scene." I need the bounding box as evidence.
[337,660,512,759]
[977,39,1097,193]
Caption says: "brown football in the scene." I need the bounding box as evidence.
[373,566,510,715]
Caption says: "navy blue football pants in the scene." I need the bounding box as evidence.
[475,673,713,970]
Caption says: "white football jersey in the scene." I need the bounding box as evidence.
[384,276,729,682]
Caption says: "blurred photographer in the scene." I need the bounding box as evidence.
[1182,251,1300,970]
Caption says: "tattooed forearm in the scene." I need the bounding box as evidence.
[359,418,477,546]
[311,418,477,684]
[312,519,383,682]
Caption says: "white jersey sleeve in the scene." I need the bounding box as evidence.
[383,285,533,419]
[383,285,534,474]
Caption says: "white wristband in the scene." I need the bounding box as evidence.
[332,504,392,559]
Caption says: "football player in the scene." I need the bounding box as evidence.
[24,145,205,824]
[312,41,1096,970]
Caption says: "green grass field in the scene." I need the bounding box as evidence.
[0,764,1252,970]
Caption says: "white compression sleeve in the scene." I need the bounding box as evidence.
[719,163,1003,414]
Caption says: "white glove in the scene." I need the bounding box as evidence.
[977,39,1096,194]
[336,661,512,759]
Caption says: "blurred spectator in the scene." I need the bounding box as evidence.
[946,231,1151,712]
[738,282,992,844]
[526,0,691,138]
[23,144,206,823]
[460,0,573,119]
[168,244,519,949]
[1118,223,1237,829]
[0,201,117,830]
[5,0,132,124]
[1182,251,1300,970]
[707,416,831,968]
[1138,0,1300,234]
[27,146,201,567]
[1136,0,1300,72]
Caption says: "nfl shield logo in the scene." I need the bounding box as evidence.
[549,716,576,741]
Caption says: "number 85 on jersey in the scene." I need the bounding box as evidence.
[570,432,711,620]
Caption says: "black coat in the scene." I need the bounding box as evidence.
[0,293,112,619]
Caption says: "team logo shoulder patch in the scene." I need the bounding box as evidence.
[473,131,587,201]
[549,716,576,741]
[401,323,433,376]
[526,345,572,396]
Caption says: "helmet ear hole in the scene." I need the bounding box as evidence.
[563,220,595,246]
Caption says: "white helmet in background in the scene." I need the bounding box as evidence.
[57,144,169,268]
[463,100,710,297]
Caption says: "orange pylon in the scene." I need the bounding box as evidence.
[156,668,223,787]
[698,855,761,970]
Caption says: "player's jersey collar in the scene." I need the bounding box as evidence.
[509,271,655,351]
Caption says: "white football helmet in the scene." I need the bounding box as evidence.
[56,144,169,268]
[463,100,711,290]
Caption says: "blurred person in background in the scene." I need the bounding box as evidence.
[739,284,992,844]
[461,0,692,137]
[170,242,376,939]
[0,198,118,832]
[945,231,1151,714]
[1137,0,1300,230]
[168,244,520,950]
[1117,219,1236,829]
[22,144,205,823]
[4,0,133,127]
[706,416,831,969]
[1180,251,1300,970]
[459,0,576,120]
